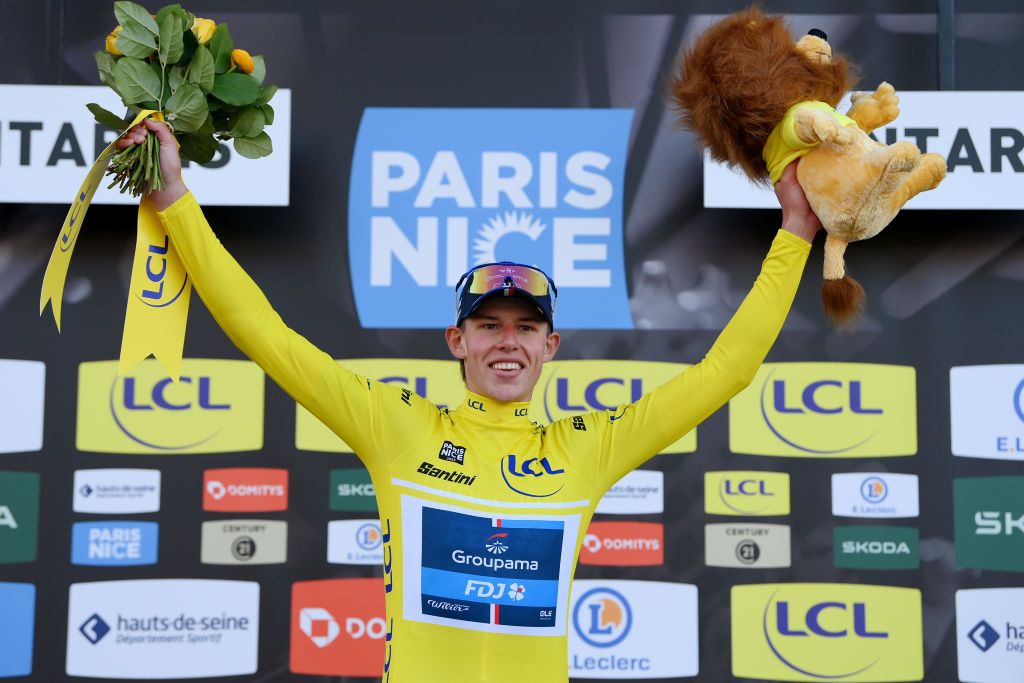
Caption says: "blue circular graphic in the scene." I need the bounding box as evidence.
[356,523,382,550]
[860,477,888,504]
[572,587,632,648]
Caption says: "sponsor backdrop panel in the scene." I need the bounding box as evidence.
[1,3,1021,682]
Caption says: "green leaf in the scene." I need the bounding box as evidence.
[250,56,266,85]
[211,72,260,106]
[158,13,183,65]
[207,23,234,74]
[258,103,275,125]
[164,82,208,133]
[228,107,266,138]
[114,1,159,35]
[114,57,162,104]
[95,51,118,88]
[186,45,215,93]
[117,20,157,59]
[178,133,219,164]
[155,4,191,28]
[254,83,277,106]
[87,103,129,131]
[233,131,272,159]
[168,64,184,91]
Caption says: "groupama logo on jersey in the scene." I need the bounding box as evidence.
[348,108,634,329]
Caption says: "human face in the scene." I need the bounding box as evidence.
[445,297,560,403]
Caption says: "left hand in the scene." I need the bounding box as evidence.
[775,161,822,243]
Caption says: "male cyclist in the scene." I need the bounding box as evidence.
[123,119,818,682]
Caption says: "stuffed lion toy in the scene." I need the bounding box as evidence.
[670,7,946,324]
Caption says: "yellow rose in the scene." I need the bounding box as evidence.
[230,49,255,74]
[105,25,123,56]
[191,17,216,44]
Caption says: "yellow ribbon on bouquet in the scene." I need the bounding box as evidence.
[40,110,192,381]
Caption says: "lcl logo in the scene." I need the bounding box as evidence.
[769,380,882,415]
[120,377,230,411]
[500,454,565,498]
[553,378,643,413]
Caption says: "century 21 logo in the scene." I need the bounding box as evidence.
[731,583,923,682]
[76,360,265,454]
[729,364,917,458]
[533,360,696,453]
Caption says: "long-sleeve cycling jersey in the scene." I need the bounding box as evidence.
[158,193,810,683]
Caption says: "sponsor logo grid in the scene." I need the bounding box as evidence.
[5,345,1009,677]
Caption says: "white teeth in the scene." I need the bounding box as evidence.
[491,362,521,371]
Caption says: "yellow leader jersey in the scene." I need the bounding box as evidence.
[158,193,810,683]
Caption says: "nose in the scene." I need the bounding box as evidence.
[497,323,520,349]
[808,28,827,41]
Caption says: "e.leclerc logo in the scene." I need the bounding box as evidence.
[533,360,694,452]
[348,108,634,328]
[731,583,922,682]
[76,360,265,453]
[951,365,1024,460]
[569,580,699,678]
[729,363,917,457]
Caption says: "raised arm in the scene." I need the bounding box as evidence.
[119,120,395,462]
[586,163,818,489]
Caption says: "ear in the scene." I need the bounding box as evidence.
[543,331,561,363]
[445,325,468,360]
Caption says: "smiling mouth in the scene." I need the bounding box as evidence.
[490,362,523,372]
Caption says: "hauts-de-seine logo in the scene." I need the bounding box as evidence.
[731,583,923,682]
[573,587,632,648]
[729,363,917,458]
[500,454,566,497]
[968,620,1000,652]
[348,108,634,329]
[76,360,265,454]
[532,360,695,452]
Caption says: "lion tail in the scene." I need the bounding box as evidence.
[820,233,865,326]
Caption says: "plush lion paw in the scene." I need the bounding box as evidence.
[847,82,900,133]
[795,107,855,146]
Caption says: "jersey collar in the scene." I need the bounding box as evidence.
[458,390,533,425]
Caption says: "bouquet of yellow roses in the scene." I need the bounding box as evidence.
[90,1,278,196]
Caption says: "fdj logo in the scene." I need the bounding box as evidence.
[465,580,527,602]
[500,454,566,498]
[861,477,888,504]
[348,108,634,329]
[573,587,632,648]
[357,523,382,550]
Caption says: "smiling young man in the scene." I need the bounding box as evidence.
[126,119,817,682]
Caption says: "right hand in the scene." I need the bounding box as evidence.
[116,118,188,211]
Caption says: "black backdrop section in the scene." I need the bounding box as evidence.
[2,1,1024,681]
